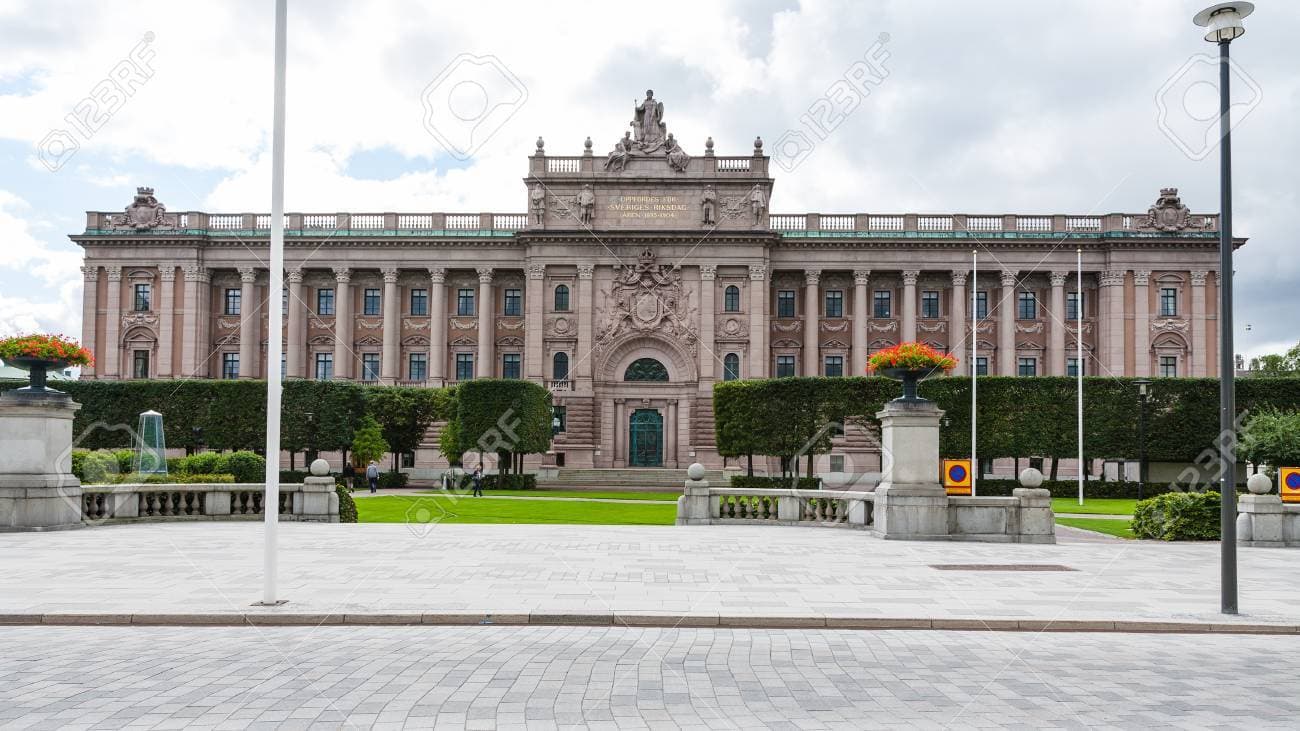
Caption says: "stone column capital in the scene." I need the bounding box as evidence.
[476,267,494,283]
[1133,270,1151,286]
[105,265,123,282]
[286,268,303,283]
[527,263,546,280]
[804,269,821,286]
[332,267,352,284]
[428,266,447,284]
[1190,270,1209,286]
[853,269,871,286]
[577,264,595,279]
[999,270,1018,287]
[1100,269,1126,287]
[748,264,767,281]
[238,266,258,283]
[901,270,920,286]
[82,265,99,282]
[183,265,209,282]
[950,271,968,287]
[1049,271,1069,287]
[699,264,717,281]
[614,398,625,405]
[159,266,176,282]
[381,267,400,283]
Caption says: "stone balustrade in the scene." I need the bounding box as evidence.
[81,482,339,524]
[703,487,874,528]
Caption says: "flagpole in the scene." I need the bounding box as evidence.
[971,249,978,497]
[1077,247,1084,507]
[262,0,288,605]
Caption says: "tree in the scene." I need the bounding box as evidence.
[1239,409,1300,474]
[365,386,443,472]
[1250,342,1300,377]
[350,415,390,468]
[453,379,552,474]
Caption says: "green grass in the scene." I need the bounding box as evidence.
[1056,517,1136,539]
[417,489,679,502]
[1051,498,1137,516]
[357,494,677,525]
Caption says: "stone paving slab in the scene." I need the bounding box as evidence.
[1,522,1297,630]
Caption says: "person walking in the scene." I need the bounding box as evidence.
[472,466,483,497]
[366,460,380,494]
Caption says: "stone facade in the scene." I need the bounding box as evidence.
[70,100,1237,471]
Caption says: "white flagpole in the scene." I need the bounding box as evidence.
[971,249,978,497]
[1077,247,1084,507]
[263,0,288,605]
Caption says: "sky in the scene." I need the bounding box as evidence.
[0,0,1296,360]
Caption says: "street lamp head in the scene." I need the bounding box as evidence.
[1194,2,1253,43]
[1134,378,1152,398]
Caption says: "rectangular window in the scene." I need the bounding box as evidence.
[776,290,796,318]
[224,288,242,316]
[363,288,381,316]
[457,288,475,316]
[316,288,335,315]
[975,291,988,320]
[921,290,940,319]
[1066,291,1083,321]
[1160,287,1178,317]
[410,289,428,316]
[502,353,521,379]
[975,357,989,376]
[775,355,796,378]
[133,283,151,312]
[1017,291,1037,320]
[824,355,844,377]
[824,290,844,318]
[873,290,891,319]
[314,352,333,381]
[553,405,567,433]
[282,287,289,316]
[830,455,845,472]
[455,353,474,381]
[1160,355,1177,377]
[1018,357,1037,377]
[1067,357,1084,377]
[409,353,427,382]
[132,350,150,379]
[361,353,380,381]
[222,352,240,379]
[504,288,522,316]
[401,452,416,468]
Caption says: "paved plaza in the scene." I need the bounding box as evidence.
[2,625,1297,729]
[2,523,1298,628]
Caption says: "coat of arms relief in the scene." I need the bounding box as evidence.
[594,248,699,359]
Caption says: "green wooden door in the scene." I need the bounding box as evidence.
[629,409,663,467]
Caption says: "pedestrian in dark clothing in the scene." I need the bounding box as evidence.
[472,466,483,497]
[366,461,380,494]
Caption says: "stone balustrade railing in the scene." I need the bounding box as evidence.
[696,487,875,528]
[81,482,339,524]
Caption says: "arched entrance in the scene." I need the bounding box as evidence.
[628,409,664,467]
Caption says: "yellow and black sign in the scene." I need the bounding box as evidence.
[942,459,972,496]
[1281,467,1300,504]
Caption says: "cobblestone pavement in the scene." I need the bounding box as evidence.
[1,626,1295,729]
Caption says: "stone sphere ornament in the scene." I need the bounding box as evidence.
[310,458,330,477]
[1246,472,1272,495]
[687,462,706,481]
[1018,467,1044,489]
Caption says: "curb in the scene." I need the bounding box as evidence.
[1,613,1296,634]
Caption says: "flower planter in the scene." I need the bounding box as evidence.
[7,356,71,395]
[880,367,937,403]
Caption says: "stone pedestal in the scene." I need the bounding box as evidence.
[1237,494,1289,547]
[295,476,340,523]
[872,400,949,540]
[0,391,84,531]
[675,463,712,525]
[1014,487,1056,542]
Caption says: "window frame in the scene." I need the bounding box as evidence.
[824,290,844,318]
[1017,291,1037,320]
[1159,355,1177,377]
[776,290,796,318]
[363,288,381,316]
[221,352,240,379]
[1160,287,1178,317]
[920,290,940,319]
[224,288,242,316]
[873,290,892,319]
[723,285,741,313]
[132,349,150,379]
[361,353,381,381]
[314,352,333,381]
[723,353,740,381]
[408,352,427,382]
[975,356,989,376]
[552,351,569,381]
[455,353,474,381]
[133,283,151,312]
[1017,356,1037,377]
[553,284,570,312]
[503,288,522,317]
[824,355,844,377]
[775,354,796,378]
[1066,291,1083,322]
[974,291,988,320]
[456,288,475,317]
[502,353,521,379]
[409,288,428,316]
[316,288,335,316]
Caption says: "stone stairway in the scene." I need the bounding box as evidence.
[540,468,729,490]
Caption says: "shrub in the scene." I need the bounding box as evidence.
[378,471,409,489]
[972,479,1184,499]
[216,451,266,482]
[181,452,222,475]
[729,475,822,490]
[1131,491,1221,541]
[482,474,537,490]
[137,473,235,484]
[76,450,126,484]
[336,484,358,523]
[279,470,309,484]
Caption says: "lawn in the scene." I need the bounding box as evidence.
[1050,498,1136,516]
[420,489,680,502]
[357,494,677,525]
[1056,517,1136,539]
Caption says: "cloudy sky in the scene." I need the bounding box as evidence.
[0,0,1295,359]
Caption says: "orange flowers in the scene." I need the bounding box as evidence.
[0,334,94,367]
[867,342,957,373]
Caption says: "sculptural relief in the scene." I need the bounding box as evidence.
[110,187,169,230]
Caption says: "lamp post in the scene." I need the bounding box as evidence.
[1134,378,1152,501]
[1193,0,1252,616]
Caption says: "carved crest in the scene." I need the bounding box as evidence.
[594,248,698,356]
[1138,188,1199,232]
[110,187,168,230]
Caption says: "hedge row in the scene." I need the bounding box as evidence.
[1132,491,1221,540]
[969,479,1184,499]
[714,376,1300,465]
[728,476,822,490]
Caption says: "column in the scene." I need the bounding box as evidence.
[998,270,1016,375]
[613,398,626,468]
[429,267,448,385]
[1133,270,1151,376]
[332,267,352,380]
[852,269,869,375]
[157,266,175,377]
[103,265,122,379]
[747,264,768,378]
[525,264,545,381]
[238,267,258,378]
[476,267,494,378]
[1102,270,1126,376]
[80,266,98,378]
[1048,271,1068,376]
[950,270,967,363]
[1191,270,1208,377]
[181,265,207,378]
[666,399,678,468]
[381,267,400,383]
[698,265,717,383]
[802,269,820,376]
[576,264,595,382]
[286,268,305,378]
[901,270,919,343]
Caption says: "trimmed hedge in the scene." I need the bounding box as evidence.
[481,474,538,490]
[729,475,822,490]
[453,380,552,474]
[336,484,358,523]
[350,471,410,491]
[215,451,266,483]
[1131,491,1221,540]
[971,479,1185,499]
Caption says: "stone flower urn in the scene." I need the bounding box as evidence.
[880,367,936,403]
[7,356,72,397]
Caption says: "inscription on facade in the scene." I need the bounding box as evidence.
[606,194,690,221]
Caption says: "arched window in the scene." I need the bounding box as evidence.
[624,357,669,382]
[724,285,740,312]
[553,352,569,381]
[553,284,570,312]
[723,353,740,381]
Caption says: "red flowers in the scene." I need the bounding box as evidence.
[0,334,94,367]
[867,342,957,373]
